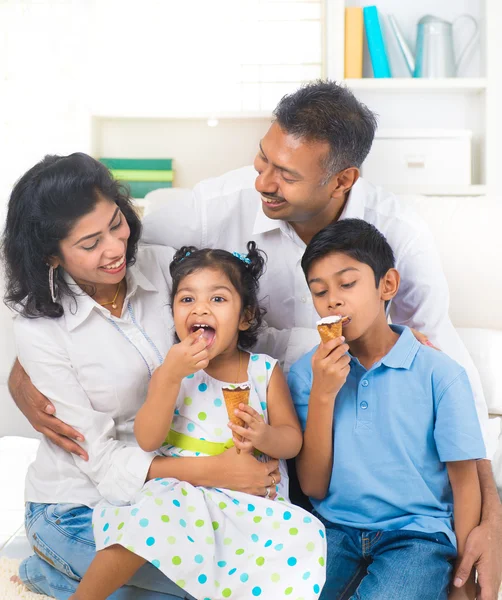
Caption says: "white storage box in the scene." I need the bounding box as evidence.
[362,129,472,186]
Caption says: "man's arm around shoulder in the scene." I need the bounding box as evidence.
[8,358,88,460]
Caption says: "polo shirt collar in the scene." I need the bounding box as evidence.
[349,325,420,371]
[62,262,158,332]
[380,325,420,370]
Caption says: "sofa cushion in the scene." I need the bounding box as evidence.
[457,328,502,416]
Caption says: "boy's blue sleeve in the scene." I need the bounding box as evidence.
[287,358,313,432]
[434,367,486,462]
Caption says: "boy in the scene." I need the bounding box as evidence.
[288,219,485,600]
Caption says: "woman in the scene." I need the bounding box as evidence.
[2,153,281,599]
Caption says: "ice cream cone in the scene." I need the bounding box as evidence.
[316,316,348,343]
[222,384,250,454]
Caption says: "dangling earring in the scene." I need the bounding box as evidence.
[48,265,58,303]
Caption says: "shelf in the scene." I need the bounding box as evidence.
[387,184,487,196]
[343,78,488,93]
[92,110,273,121]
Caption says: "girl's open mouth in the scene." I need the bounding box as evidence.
[191,324,216,347]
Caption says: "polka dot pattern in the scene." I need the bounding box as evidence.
[91,353,326,599]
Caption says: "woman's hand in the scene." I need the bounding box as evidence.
[160,329,209,383]
[229,404,270,451]
[216,447,281,500]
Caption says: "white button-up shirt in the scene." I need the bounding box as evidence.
[142,166,493,458]
[14,245,176,507]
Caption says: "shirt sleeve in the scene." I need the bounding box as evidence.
[14,316,155,505]
[287,361,313,431]
[434,367,486,463]
[390,228,493,458]
[141,187,204,250]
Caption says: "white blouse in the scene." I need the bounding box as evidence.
[14,245,176,507]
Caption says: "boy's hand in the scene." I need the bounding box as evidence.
[311,336,350,402]
[160,330,209,383]
[229,404,269,452]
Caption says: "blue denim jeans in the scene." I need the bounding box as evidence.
[20,502,196,600]
[317,515,457,600]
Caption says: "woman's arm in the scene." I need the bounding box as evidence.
[147,447,281,498]
[13,316,155,505]
[447,460,481,600]
[230,365,302,459]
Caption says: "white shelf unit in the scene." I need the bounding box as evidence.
[325,0,502,195]
[86,0,502,197]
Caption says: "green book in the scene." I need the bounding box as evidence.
[111,169,174,182]
[100,158,173,170]
[120,180,173,198]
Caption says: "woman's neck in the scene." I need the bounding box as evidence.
[204,347,249,384]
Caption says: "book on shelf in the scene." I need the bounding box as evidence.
[110,169,174,182]
[99,158,173,170]
[344,7,364,78]
[120,180,173,198]
[363,6,391,78]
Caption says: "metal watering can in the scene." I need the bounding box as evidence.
[389,14,478,78]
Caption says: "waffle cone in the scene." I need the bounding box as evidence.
[222,386,250,453]
[317,321,343,343]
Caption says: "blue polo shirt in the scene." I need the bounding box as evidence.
[288,325,485,547]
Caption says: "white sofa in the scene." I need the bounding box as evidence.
[1,193,501,476]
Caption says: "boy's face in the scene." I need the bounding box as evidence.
[307,251,398,343]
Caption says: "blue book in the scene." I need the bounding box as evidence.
[363,6,391,78]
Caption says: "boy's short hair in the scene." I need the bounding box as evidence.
[301,218,395,287]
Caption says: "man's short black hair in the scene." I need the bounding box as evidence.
[273,80,378,181]
[301,218,395,287]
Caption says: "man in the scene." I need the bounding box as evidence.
[9,81,501,598]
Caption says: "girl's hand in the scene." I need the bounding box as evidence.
[229,404,270,451]
[216,447,280,499]
[160,329,209,384]
[311,336,350,402]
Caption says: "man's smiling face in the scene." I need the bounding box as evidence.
[253,121,341,224]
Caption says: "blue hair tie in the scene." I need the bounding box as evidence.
[232,251,251,265]
[179,250,191,262]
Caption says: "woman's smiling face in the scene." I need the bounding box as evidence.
[54,195,130,289]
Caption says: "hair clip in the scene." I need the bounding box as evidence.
[232,251,251,265]
[179,250,191,262]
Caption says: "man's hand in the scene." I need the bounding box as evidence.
[453,513,502,600]
[410,328,440,351]
[311,336,350,401]
[8,359,88,460]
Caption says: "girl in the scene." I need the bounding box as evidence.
[72,243,327,600]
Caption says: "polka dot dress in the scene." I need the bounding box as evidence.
[93,353,326,600]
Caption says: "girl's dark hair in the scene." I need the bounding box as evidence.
[169,241,266,350]
[2,152,142,319]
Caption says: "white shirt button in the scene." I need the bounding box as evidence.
[361,380,369,387]
[360,401,368,410]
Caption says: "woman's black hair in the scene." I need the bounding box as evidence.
[2,152,142,319]
[169,241,266,350]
